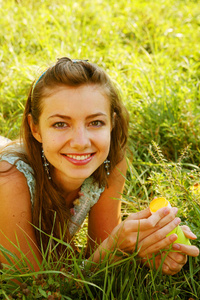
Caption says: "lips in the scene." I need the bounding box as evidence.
[61,153,94,165]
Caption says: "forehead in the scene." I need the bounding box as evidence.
[40,84,111,117]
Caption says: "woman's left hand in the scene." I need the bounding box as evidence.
[142,225,199,275]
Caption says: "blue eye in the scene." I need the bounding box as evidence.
[53,122,68,128]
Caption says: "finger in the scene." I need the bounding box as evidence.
[166,251,187,265]
[161,251,187,275]
[127,206,178,231]
[141,253,185,276]
[155,207,178,229]
[138,218,181,255]
[142,207,178,238]
[127,206,173,230]
[162,262,183,275]
[138,233,178,257]
[162,266,179,275]
[180,225,197,240]
[172,244,199,257]
[180,225,190,231]
[126,208,151,221]
[141,253,181,276]
[115,216,178,252]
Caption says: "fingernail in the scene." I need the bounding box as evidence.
[172,207,178,214]
[164,208,170,215]
[169,234,177,242]
[163,265,169,272]
[174,218,181,225]
[190,232,197,239]
[173,244,181,250]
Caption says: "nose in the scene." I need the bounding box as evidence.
[70,126,91,150]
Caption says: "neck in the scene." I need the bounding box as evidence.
[52,170,84,206]
[64,187,81,209]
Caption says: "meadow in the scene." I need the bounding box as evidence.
[0,0,200,298]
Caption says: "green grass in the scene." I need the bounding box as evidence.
[0,0,200,298]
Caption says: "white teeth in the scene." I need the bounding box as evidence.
[66,154,91,161]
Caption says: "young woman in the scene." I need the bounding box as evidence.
[0,57,198,275]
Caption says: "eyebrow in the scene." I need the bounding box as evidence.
[47,113,108,120]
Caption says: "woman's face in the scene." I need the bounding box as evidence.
[30,84,112,190]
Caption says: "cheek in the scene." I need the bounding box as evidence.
[41,135,60,155]
[41,130,64,147]
[96,131,111,152]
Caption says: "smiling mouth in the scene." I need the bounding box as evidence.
[66,154,91,161]
[62,153,93,161]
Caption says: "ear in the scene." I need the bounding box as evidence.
[28,114,42,143]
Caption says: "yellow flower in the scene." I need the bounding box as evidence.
[190,183,200,194]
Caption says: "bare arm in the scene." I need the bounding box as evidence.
[87,159,199,273]
[88,207,182,264]
[87,157,180,263]
[87,157,127,252]
[0,162,42,271]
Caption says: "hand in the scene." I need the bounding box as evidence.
[141,225,199,275]
[141,251,187,275]
[107,207,180,254]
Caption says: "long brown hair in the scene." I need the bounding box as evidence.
[6,57,129,253]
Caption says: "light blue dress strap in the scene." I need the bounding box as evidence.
[0,152,35,205]
[68,177,105,236]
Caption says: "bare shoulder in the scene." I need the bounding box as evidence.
[0,160,28,185]
[115,156,127,174]
[0,160,31,211]
[0,161,41,269]
[108,156,127,185]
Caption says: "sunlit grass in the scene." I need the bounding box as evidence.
[0,0,200,298]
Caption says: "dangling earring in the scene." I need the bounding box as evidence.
[104,159,110,176]
[42,149,51,180]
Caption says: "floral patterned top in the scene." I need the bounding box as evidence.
[0,148,105,236]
